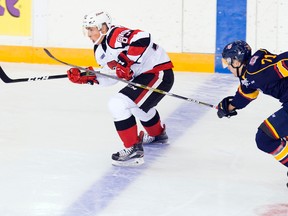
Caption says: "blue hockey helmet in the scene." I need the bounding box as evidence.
[222,40,252,66]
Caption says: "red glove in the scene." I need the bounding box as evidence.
[116,52,134,80]
[67,66,98,85]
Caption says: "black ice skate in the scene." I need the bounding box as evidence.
[111,132,144,167]
[142,126,168,144]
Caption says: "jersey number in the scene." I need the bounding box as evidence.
[261,54,276,64]
[117,31,131,44]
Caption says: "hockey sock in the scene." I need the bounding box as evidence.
[115,116,138,148]
[141,111,163,137]
[271,139,288,167]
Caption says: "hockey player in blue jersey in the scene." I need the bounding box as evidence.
[217,40,288,169]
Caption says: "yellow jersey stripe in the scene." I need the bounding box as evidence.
[264,119,280,139]
[238,86,259,100]
[276,61,288,77]
[246,58,288,75]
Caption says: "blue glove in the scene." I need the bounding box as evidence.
[217,96,238,118]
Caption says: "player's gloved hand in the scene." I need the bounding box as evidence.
[217,96,238,118]
[67,66,98,85]
[116,52,134,80]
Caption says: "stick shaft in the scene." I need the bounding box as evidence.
[43,48,217,109]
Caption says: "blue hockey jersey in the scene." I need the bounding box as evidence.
[231,49,288,109]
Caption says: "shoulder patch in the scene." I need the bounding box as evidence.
[100,53,105,59]
[249,56,259,66]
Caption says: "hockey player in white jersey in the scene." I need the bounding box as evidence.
[66,11,174,166]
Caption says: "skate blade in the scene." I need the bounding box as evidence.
[143,140,169,145]
[112,157,144,167]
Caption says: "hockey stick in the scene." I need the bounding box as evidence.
[0,66,70,83]
[44,48,217,109]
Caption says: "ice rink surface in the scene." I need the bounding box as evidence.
[0,62,287,216]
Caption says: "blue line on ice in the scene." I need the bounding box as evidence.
[62,74,234,216]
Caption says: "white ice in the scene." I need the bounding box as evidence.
[0,62,287,216]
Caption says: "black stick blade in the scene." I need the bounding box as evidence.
[0,66,28,83]
[0,66,68,83]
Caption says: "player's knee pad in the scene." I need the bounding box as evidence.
[108,94,132,121]
[130,107,156,122]
[255,128,282,153]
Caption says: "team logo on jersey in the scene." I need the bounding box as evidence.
[241,78,250,87]
[249,56,259,66]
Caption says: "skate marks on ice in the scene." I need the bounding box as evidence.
[63,73,235,216]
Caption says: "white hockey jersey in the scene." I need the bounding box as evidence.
[94,26,173,86]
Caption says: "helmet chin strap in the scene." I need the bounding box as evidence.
[94,31,107,45]
[231,62,243,77]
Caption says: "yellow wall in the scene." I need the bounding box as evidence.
[0,0,32,36]
[0,45,214,73]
